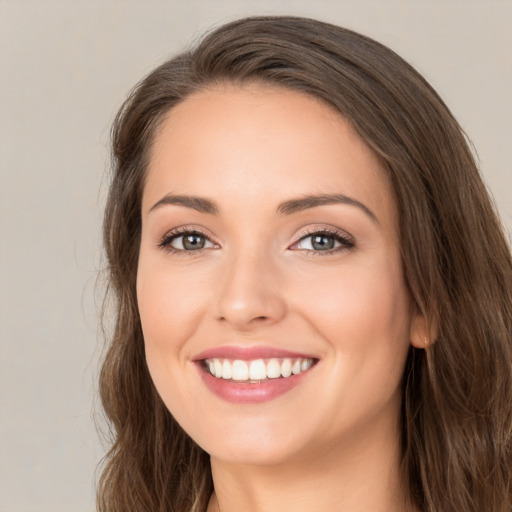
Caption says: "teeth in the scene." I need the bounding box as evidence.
[205,357,315,381]
[267,359,281,379]
[232,360,249,381]
[249,359,267,380]
[301,359,313,372]
[280,359,292,378]
[214,359,223,378]
[221,359,232,380]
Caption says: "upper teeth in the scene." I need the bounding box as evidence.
[205,357,315,381]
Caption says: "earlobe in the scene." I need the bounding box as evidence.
[410,309,434,349]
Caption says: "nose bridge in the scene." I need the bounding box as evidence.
[215,243,286,329]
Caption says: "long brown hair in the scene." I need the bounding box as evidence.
[98,16,512,512]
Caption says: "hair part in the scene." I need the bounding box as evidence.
[98,16,512,512]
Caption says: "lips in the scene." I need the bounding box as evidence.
[194,345,317,361]
[193,345,319,403]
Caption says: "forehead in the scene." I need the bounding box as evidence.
[144,84,395,227]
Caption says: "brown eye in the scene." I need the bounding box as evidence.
[160,230,215,252]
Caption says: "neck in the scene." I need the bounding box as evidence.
[207,412,414,512]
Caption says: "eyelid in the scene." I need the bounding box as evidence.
[156,224,354,255]
[289,226,355,253]
[157,225,219,253]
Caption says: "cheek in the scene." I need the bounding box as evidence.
[136,258,206,416]
[291,257,412,436]
[137,260,207,351]
[136,259,209,423]
[294,256,412,381]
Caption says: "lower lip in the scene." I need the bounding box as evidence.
[196,364,314,404]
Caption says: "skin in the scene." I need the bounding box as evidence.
[137,84,425,512]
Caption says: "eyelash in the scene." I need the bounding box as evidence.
[157,226,355,256]
[157,227,215,255]
[292,227,355,255]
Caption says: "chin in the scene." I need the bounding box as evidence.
[192,416,310,467]
[209,439,301,467]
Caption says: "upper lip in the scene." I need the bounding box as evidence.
[193,345,318,361]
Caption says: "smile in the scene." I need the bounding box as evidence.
[194,346,319,403]
[204,357,316,382]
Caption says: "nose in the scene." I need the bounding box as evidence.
[214,252,287,331]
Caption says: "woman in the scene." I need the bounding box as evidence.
[98,16,512,512]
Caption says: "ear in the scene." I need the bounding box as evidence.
[409,307,432,349]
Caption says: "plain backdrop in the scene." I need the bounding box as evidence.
[1,1,510,511]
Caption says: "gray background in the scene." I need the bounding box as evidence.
[1,1,510,511]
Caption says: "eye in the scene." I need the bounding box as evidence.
[291,229,354,253]
[158,229,216,253]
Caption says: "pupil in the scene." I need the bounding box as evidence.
[183,234,205,250]
[312,235,334,250]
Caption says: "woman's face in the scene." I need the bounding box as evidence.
[137,84,424,466]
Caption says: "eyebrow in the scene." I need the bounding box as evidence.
[276,194,378,223]
[149,194,220,214]
[149,193,378,223]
